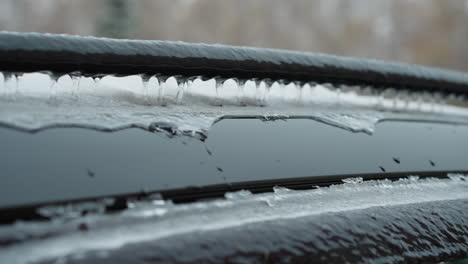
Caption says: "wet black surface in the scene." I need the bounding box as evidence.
[1,118,468,209]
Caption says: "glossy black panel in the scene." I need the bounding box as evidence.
[1,119,467,209]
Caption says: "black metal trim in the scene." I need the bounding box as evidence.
[0,170,465,224]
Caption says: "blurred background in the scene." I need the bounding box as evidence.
[1,0,468,71]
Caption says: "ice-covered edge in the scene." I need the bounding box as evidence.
[0,175,467,264]
[1,31,468,87]
[1,72,468,137]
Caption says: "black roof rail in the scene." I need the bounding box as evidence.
[1,32,468,94]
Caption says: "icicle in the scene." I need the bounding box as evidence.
[3,72,13,83]
[156,75,168,106]
[0,72,4,95]
[446,93,457,106]
[213,77,224,106]
[174,75,186,104]
[186,76,198,93]
[398,89,409,110]
[336,86,342,105]
[434,92,443,113]
[250,78,260,105]
[260,78,273,106]
[141,74,151,104]
[48,75,58,103]
[447,93,456,101]
[264,79,273,105]
[69,72,81,98]
[92,76,101,89]
[11,72,19,98]
[70,75,78,98]
[144,75,156,105]
[358,85,368,97]
[13,72,23,96]
[278,79,287,101]
[376,88,385,109]
[198,75,211,82]
[183,76,199,101]
[384,88,397,109]
[294,81,303,104]
[414,91,423,111]
[2,72,14,99]
[429,92,436,112]
[45,72,64,103]
[236,78,246,106]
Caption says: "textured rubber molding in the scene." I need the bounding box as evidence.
[1,32,468,94]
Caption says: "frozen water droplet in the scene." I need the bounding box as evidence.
[263,198,274,207]
[205,146,212,156]
[273,186,291,194]
[225,190,252,200]
[86,168,96,178]
[342,177,364,184]
[407,175,420,181]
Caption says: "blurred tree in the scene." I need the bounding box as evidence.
[97,0,133,38]
[1,0,468,72]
